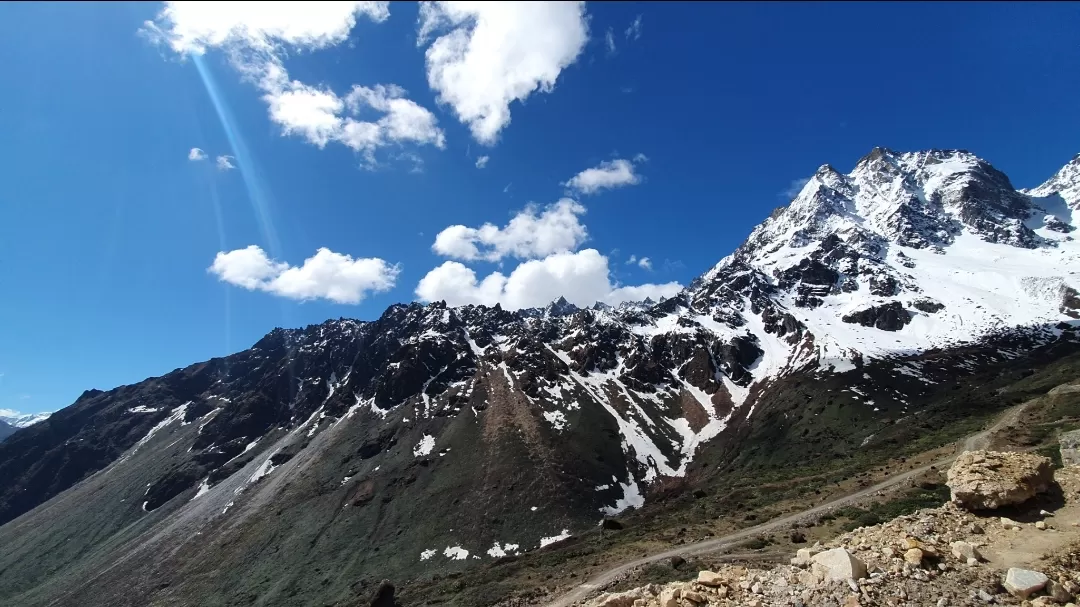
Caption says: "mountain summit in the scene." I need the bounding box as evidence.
[1,149,1078,607]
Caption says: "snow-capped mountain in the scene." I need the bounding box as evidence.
[1,148,1078,607]
[0,409,51,429]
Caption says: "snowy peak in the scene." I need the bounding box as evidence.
[0,409,50,428]
[1026,153,1080,231]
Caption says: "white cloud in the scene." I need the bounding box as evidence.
[209,245,398,304]
[432,199,587,262]
[144,1,390,54]
[144,2,443,167]
[415,249,681,310]
[604,28,616,55]
[417,2,589,145]
[781,177,811,199]
[188,147,207,161]
[564,156,645,195]
[625,15,642,41]
[475,155,489,169]
[625,254,651,269]
[216,155,236,170]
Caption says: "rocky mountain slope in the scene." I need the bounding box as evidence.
[0,148,1078,607]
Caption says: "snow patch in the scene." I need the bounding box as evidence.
[539,530,572,548]
[542,410,568,431]
[600,479,645,516]
[413,434,435,457]
[443,546,469,560]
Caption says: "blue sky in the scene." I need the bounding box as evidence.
[1,1,1078,415]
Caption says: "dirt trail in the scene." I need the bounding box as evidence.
[545,402,1031,607]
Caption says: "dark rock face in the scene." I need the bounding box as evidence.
[912,299,946,314]
[601,518,624,530]
[842,302,913,331]
[370,580,397,607]
[0,421,14,443]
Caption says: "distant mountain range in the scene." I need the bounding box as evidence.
[0,409,51,429]
[0,410,50,443]
[1,148,1078,607]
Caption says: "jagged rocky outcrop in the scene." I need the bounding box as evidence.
[1,148,1079,607]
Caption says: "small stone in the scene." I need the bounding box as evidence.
[881,547,895,559]
[968,522,984,534]
[1004,568,1049,599]
[951,541,984,562]
[938,563,948,571]
[968,557,979,566]
[976,589,995,603]
[751,582,762,594]
[681,590,706,604]
[1036,521,1048,530]
[843,596,861,607]
[696,571,724,588]
[714,586,728,599]
[746,600,762,607]
[796,570,815,587]
[659,587,680,607]
[904,548,924,566]
[1000,516,1022,530]
[1047,580,1074,604]
[1040,509,1053,517]
[738,580,752,591]
[938,599,948,607]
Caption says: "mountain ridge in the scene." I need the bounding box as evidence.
[1,147,1079,607]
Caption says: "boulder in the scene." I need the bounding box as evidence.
[1061,429,1080,467]
[1003,568,1049,599]
[810,548,867,581]
[696,570,725,587]
[946,450,1054,510]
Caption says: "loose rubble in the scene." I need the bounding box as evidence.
[946,450,1054,510]
[585,456,1080,607]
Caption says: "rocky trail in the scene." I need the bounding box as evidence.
[547,401,1036,607]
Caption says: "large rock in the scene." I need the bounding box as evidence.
[696,570,725,587]
[1003,568,1048,599]
[946,450,1053,510]
[1061,429,1080,467]
[810,548,867,581]
[588,588,651,607]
